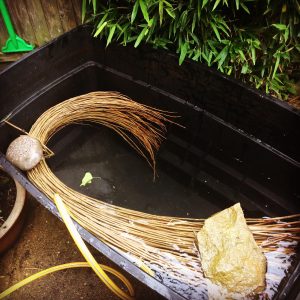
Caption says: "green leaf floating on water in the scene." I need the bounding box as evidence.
[80,172,94,186]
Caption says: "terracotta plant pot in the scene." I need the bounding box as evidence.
[0,168,26,253]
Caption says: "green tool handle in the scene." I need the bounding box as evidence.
[0,0,17,46]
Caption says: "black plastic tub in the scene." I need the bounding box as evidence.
[0,25,299,299]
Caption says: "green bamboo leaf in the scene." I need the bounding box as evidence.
[265,82,269,94]
[179,42,188,65]
[125,34,137,45]
[240,3,250,14]
[131,1,139,24]
[134,27,148,48]
[212,0,221,11]
[253,39,260,49]
[159,0,164,25]
[211,23,221,41]
[106,25,116,46]
[190,32,199,45]
[168,22,172,38]
[82,0,86,23]
[214,45,229,68]
[208,51,213,66]
[173,20,177,35]
[96,13,108,29]
[197,1,201,18]
[192,49,201,61]
[180,10,188,27]
[166,8,176,19]
[218,18,230,31]
[272,24,287,31]
[139,0,150,25]
[117,23,129,40]
[251,47,256,65]
[202,0,209,9]
[235,0,239,10]
[227,66,232,75]
[178,34,182,51]
[92,0,96,14]
[272,56,280,79]
[217,24,230,36]
[192,13,197,33]
[207,39,217,54]
[261,59,267,77]
[164,1,173,8]
[237,50,246,62]
[202,52,209,63]
[94,21,108,37]
[284,27,289,42]
[241,64,249,74]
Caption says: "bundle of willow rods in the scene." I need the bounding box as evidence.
[27,91,300,278]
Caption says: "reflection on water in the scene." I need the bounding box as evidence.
[263,241,298,300]
[122,240,298,300]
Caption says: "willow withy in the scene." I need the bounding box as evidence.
[27,91,300,286]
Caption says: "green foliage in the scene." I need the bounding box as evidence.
[83,0,300,100]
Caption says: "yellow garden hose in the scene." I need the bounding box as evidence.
[53,194,134,300]
[0,194,135,300]
[0,262,133,299]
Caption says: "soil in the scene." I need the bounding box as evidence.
[0,196,164,300]
[0,170,16,226]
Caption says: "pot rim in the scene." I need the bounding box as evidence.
[0,166,26,239]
